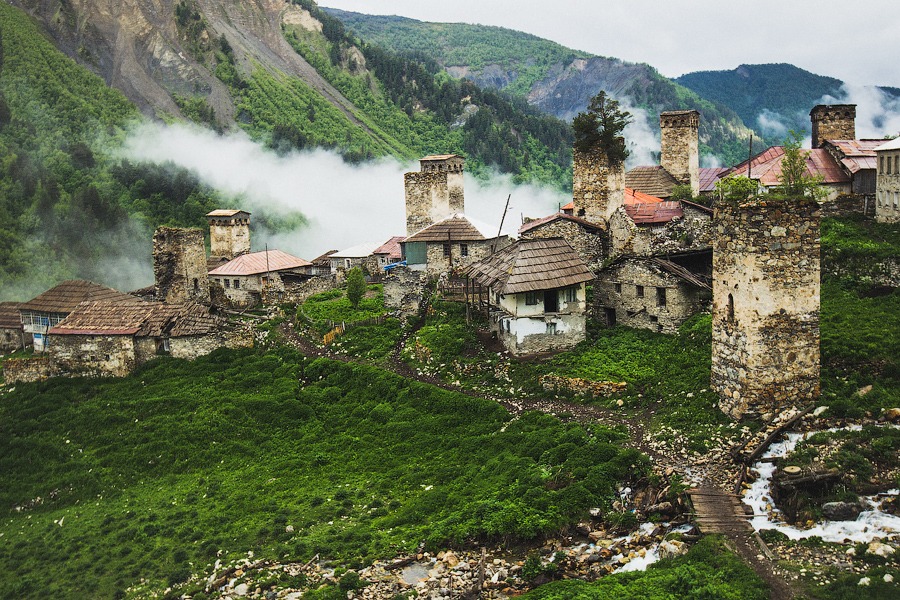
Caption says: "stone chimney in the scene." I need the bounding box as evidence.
[207,209,251,261]
[572,145,625,223]
[404,155,465,236]
[660,110,700,196]
[810,104,856,149]
[153,227,210,304]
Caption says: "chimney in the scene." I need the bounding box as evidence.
[810,104,856,149]
[660,110,700,196]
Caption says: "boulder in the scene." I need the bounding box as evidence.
[659,540,688,560]
[884,408,900,422]
[867,542,895,558]
[822,502,863,521]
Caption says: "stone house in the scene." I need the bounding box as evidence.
[518,212,606,272]
[372,236,406,271]
[726,145,851,201]
[608,195,714,256]
[401,214,510,277]
[18,280,142,352]
[0,302,28,352]
[308,250,338,275]
[330,241,383,274]
[45,301,250,379]
[464,238,594,355]
[594,254,711,334]
[209,250,311,307]
[626,110,702,198]
[207,209,251,265]
[875,137,900,223]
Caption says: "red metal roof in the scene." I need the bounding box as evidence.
[729,147,849,186]
[420,154,463,161]
[561,201,574,210]
[699,167,731,192]
[624,187,664,204]
[624,201,683,224]
[373,236,406,259]
[208,250,310,276]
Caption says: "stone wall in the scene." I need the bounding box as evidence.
[424,238,504,277]
[153,227,210,305]
[660,111,700,195]
[609,204,713,257]
[595,259,704,334]
[573,146,624,223]
[498,313,586,356]
[876,148,900,223]
[50,334,137,378]
[404,171,464,235]
[810,104,855,149]
[383,266,425,318]
[209,216,250,260]
[818,194,876,218]
[540,374,626,398]
[2,356,52,383]
[519,219,606,271]
[1,327,26,352]
[712,198,821,420]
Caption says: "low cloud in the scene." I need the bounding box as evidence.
[622,105,659,169]
[817,84,900,139]
[120,123,568,259]
[756,109,790,138]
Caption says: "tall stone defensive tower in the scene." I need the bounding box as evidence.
[207,209,251,261]
[153,227,210,305]
[711,198,820,420]
[572,146,625,223]
[405,154,465,236]
[660,110,700,196]
[810,104,856,149]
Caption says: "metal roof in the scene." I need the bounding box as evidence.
[206,209,250,217]
[624,187,664,204]
[373,236,406,259]
[699,167,731,192]
[624,201,683,224]
[209,250,311,276]
[518,212,604,235]
[19,280,143,314]
[729,147,850,186]
[420,154,463,161]
[465,238,594,295]
[876,138,900,152]
[331,241,384,259]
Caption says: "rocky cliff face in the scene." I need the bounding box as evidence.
[10,0,362,125]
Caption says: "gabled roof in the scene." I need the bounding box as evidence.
[206,209,250,218]
[209,250,311,276]
[603,255,711,291]
[420,154,463,161]
[0,302,23,329]
[624,187,664,204]
[729,146,850,186]
[373,236,406,259]
[875,138,900,152]
[49,302,224,337]
[331,241,384,259]
[465,238,594,295]
[699,167,731,192]
[823,139,882,173]
[404,214,498,243]
[624,201,683,224]
[311,250,339,267]
[518,212,604,235]
[19,280,142,314]
[625,166,680,198]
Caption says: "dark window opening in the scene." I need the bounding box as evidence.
[460,243,468,257]
[578,208,586,217]
[234,279,240,289]
[657,287,667,307]
[525,291,538,305]
[443,243,451,257]
[224,279,230,288]
[544,289,558,312]
[728,293,735,322]
[650,315,658,323]
[636,285,644,298]
[193,278,199,291]
[604,308,616,327]
[614,283,622,294]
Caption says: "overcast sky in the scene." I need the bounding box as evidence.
[322,1,897,87]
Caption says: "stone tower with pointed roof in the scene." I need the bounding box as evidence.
[207,209,251,261]
[660,110,700,196]
[405,155,465,235]
[810,104,856,149]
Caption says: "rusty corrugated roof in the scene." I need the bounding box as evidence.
[209,250,311,276]
[373,236,406,260]
[729,147,850,186]
[561,201,574,211]
[625,166,680,198]
[699,167,731,192]
[420,154,463,161]
[519,212,604,235]
[0,302,23,329]
[465,238,594,295]
[19,280,142,314]
[624,201,683,224]
[624,187,664,204]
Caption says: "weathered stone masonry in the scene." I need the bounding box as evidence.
[712,198,820,420]
[153,228,210,305]
[404,158,465,236]
[573,147,624,223]
[660,110,700,196]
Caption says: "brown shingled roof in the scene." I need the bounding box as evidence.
[50,302,224,337]
[465,238,594,295]
[311,250,339,267]
[20,280,142,314]
[625,166,680,198]
[518,212,604,235]
[0,302,23,329]
[405,214,494,243]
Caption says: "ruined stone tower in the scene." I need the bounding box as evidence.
[153,227,210,305]
[405,154,465,236]
[572,146,625,223]
[660,110,700,196]
[711,198,820,420]
[810,104,856,149]
[207,209,251,261]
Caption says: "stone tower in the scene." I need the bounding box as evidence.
[660,110,700,196]
[572,146,625,223]
[153,227,210,305]
[405,154,465,236]
[711,198,820,420]
[207,209,251,261]
[810,104,856,149]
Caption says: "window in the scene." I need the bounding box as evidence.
[193,278,199,291]
[636,285,644,298]
[657,287,667,307]
[650,315,658,323]
[443,243,451,257]
[889,157,894,175]
[881,156,885,172]
[460,244,468,257]
[546,323,557,335]
[896,155,899,174]
[215,278,220,284]
[564,286,577,303]
[614,283,622,294]
[728,293,735,322]
[525,291,538,305]
[224,279,230,288]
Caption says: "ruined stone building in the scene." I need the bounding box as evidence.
[207,209,251,270]
[518,213,606,272]
[572,146,624,222]
[383,265,426,319]
[209,250,311,308]
[405,154,465,236]
[712,198,821,420]
[594,253,710,334]
[330,241,384,274]
[309,250,339,275]
[875,137,900,223]
[465,238,594,355]
[608,192,714,256]
[0,302,28,352]
[153,227,210,305]
[401,214,510,277]
[17,280,143,352]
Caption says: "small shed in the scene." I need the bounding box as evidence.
[0,302,28,352]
